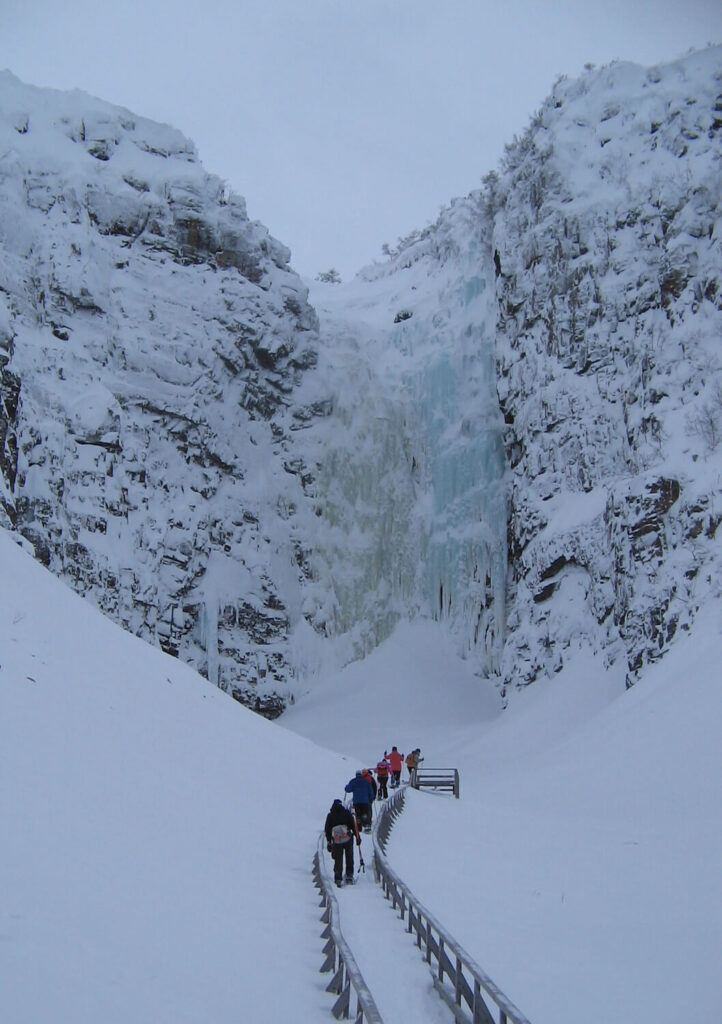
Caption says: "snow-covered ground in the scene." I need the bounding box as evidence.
[3,525,721,1022]
[1,529,344,1023]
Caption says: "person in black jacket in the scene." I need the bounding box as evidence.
[324,799,359,886]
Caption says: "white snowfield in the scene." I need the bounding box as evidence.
[2,529,720,1023]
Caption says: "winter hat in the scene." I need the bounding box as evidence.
[355,770,362,776]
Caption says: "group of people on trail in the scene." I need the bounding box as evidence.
[323,745,423,887]
[384,745,423,786]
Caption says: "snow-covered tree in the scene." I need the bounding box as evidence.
[315,268,342,284]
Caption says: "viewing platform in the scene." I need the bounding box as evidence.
[410,766,460,798]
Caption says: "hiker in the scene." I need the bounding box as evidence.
[324,798,359,887]
[344,770,375,831]
[385,746,404,788]
[375,756,391,799]
[405,748,423,779]
[362,768,378,806]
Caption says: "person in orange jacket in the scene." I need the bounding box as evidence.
[385,746,404,789]
[405,748,423,779]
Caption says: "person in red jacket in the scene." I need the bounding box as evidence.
[385,746,404,789]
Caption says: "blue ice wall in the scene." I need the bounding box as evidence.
[314,255,507,675]
[413,273,507,672]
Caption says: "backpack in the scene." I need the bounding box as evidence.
[331,823,351,844]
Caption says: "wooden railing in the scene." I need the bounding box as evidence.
[312,833,384,1023]
[411,766,460,798]
[373,789,532,1024]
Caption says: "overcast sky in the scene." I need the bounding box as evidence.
[1,1,720,279]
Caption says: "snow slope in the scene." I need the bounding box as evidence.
[3,518,721,1023]
[283,615,722,1023]
[1,528,344,1023]
[0,528,462,1023]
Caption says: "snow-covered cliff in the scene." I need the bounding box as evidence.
[0,72,325,714]
[492,47,722,691]
[2,47,721,710]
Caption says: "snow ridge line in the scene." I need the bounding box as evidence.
[372,788,533,1024]
[312,834,384,1023]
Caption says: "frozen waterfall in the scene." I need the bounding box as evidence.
[309,255,507,677]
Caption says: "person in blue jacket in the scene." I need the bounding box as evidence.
[345,770,375,831]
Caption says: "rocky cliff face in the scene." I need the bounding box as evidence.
[490,48,722,691]
[0,72,324,714]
